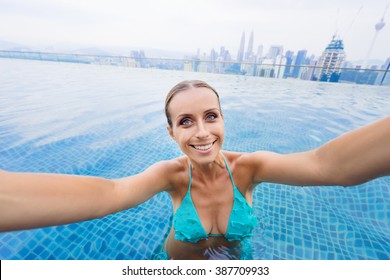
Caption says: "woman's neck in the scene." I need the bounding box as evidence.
[189,152,226,181]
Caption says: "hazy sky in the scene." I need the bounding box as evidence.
[1,0,389,61]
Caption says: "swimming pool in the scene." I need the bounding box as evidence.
[0,58,389,259]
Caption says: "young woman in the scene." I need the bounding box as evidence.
[0,80,389,259]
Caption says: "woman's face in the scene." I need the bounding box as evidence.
[167,87,224,164]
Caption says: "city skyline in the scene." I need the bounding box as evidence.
[0,0,389,62]
[1,31,389,84]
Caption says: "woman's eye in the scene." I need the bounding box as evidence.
[180,118,192,126]
[206,114,217,120]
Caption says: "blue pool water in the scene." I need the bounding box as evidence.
[0,58,389,260]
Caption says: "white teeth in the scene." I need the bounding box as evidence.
[194,143,213,150]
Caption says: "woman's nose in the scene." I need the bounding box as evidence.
[195,122,209,138]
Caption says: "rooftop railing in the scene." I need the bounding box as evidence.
[1,50,389,86]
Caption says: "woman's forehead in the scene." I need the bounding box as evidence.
[169,87,220,110]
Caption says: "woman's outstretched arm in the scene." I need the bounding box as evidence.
[247,116,390,186]
[314,116,390,185]
[0,161,171,232]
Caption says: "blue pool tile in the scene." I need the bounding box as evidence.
[375,251,390,259]
[0,247,12,259]
[26,252,38,259]
[327,252,335,259]
[355,239,363,247]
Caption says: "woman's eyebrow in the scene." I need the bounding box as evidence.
[175,107,220,119]
[204,107,220,113]
[175,113,193,120]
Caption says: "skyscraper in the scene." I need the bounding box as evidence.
[266,45,284,60]
[292,50,307,78]
[237,32,245,62]
[275,55,287,78]
[314,35,346,82]
[283,50,294,78]
[245,31,254,60]
[256,45,264,60]
[375,58,390,85]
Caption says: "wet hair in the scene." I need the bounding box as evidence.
[164,80,221,127]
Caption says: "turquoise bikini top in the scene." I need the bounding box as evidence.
[173,154,258,243]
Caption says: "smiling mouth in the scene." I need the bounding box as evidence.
[191,140,217,151]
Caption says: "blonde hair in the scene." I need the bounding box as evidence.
[165,80,221,127]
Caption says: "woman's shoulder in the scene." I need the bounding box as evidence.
[149,157,189,189]
[223,150,275,165]
[156,156,188,172]
[221,150,254,174]
[221,150,273,180]
[221,150,263,190]
[221,150,244,160]
[222,150,258,165]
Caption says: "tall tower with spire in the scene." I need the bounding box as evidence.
[237,31,245,62]
[245,31,254,60]
[362,3,388,68]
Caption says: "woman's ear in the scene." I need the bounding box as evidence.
[167,126,175,140]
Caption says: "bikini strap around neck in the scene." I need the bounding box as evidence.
[188,161,193,191]
[221,153,235,183]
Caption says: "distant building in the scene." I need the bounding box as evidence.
[197,62,208,73]
[124,58,137,67]
[301,59,317,81]
[256,45,264,61]
[375,58,390,85]
[292,50,307,78]
[274,55,286,78]
[130,50,147,67]
[313,35,345,82]
[183,62,193,72]
[245,31,254,60]
[283,50,294,78]
[240,63,254,76]
[237,32,246,62]
[219,47,227,60]
[266,45,283,60]
[256,58,275,78]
